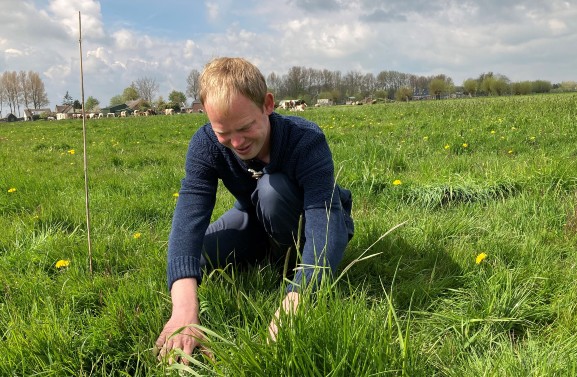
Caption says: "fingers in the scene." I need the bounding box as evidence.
[155,326,208,364]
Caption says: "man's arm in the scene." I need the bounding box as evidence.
[155,278,207,363]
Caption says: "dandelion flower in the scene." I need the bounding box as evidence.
[508,150,513,154]
[8,188,17,193]
[133,232,142,239]
[55,259,70,269]
[68,149,75,155]
[475,252,487,265]
[173,192,179,198]
[444,144,450,150]
[393,179,402,186]
[490,130,496,134]
[462,143,468,148]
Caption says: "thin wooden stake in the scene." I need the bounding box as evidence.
[78,11,93,275]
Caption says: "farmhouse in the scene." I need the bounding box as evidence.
[316,98,334,106]
[24,108,52,121]
[190,99,205,113]
[55,104,76,120]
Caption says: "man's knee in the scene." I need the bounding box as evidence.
[254,173,302,217]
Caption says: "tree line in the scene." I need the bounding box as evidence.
[264,67,576,103]
[0,71,49,117]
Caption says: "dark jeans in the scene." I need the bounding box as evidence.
[200,173,304,273]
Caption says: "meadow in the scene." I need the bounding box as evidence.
[1,93,577,376]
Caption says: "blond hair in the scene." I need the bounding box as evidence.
[199,57,268,114]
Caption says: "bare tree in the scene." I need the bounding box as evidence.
[186,69,200,101]
[28,71,49,109]
[134,76,159,103]
[1,71,20,115]
[0,76,4,117]
[18,71,31,109]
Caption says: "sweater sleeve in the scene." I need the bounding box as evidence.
[166,129,218,291]
[286,130,350,292]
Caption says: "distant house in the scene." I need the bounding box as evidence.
[100,103,130,117]
[126,99,147,110]
[55,104,75,120]
[24,108,52,121]
[316,98,334,106]
[190,100,205,113]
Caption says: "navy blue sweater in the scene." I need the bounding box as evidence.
[167,112,353,291]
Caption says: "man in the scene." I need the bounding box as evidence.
[155,57,354,360]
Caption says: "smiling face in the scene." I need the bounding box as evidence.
[206,92,275,163]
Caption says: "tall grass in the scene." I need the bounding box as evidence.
[1,93,577,375]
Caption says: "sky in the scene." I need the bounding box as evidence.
[1,0,576,110]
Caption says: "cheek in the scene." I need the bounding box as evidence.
[216,135,230,146]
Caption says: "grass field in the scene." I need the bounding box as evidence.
[1,93,577,376]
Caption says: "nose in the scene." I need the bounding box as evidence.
[230,133,244,148]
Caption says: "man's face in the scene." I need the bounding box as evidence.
[206,92,275,162]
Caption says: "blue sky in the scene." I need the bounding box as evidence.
[1,0,576,111]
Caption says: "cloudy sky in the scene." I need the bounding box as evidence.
[1,0,576,109]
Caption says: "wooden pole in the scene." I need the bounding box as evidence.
[78,11,93,275]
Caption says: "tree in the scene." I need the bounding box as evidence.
[395,87,413,102]
[429,78,447,99]
[109,95,124,106]
[122,85,139,102]
[155,96,167,111]
[63,91,74,105]
[168,90,186,106]
[134,77,159,103]
[186,69,200,100]
[28,71,49,109]
[18,71,31,109]
[85,96,100,111]
[2,71,20,115]
[463,79,478,97]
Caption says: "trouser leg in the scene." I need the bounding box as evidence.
[201,173,304,274]
[200,206,269,271]
[252,173,304,267]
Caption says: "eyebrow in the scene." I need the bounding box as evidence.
[213,121,254,134]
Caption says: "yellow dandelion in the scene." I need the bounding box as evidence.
[444,144,450,150]
[133,232,142,239]
[172,192,179,198]
[55,259,70,269]
[462,143,468,148]
[475,252,487,265]
[68,149,75,155]
[508,150,513,154]
[8,188,17,193]
[393,179,402,186]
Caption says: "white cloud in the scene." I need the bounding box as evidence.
[48,0,105,39]
[4,48,25,58]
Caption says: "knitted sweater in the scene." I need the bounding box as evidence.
[167,112,353,291]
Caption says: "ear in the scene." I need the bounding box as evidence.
[263,92,275,115]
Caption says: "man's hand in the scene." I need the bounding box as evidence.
[155,278,211,363]
[268,291,300,342]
